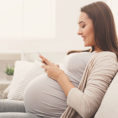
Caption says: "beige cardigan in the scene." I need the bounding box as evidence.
[60,51,118,118]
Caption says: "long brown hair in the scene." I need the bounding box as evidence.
[81,1,118,58]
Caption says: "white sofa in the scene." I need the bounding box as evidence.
[95,72,118,118]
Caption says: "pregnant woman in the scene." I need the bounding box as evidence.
[0,1,118,118]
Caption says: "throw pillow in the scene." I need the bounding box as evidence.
[7,60,44,100]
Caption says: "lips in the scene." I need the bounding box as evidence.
[82,36,86,40]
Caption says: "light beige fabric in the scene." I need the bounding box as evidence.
[61,51,118,118]
[94,72,118,118]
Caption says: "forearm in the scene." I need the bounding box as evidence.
[57,73,75,96]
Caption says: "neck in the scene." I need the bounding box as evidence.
[94,47,102,52]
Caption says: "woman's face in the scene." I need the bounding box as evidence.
[78,12,96,47]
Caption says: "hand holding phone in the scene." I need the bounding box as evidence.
[39,55,49,65]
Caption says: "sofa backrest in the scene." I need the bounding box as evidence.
[95,72,118,118]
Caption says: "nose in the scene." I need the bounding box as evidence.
[77,28,82,35]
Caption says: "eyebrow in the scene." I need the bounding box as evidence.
[78,21,85,24]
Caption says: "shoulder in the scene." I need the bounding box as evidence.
[95,51,116,57]
[87,51,118,71]
[93,51,117,62]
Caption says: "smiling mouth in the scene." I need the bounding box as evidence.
[82,37,86,40]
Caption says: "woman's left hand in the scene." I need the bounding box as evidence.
[40,55,64,81]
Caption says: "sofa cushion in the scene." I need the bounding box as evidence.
[95,72,118,118]
[7,60,44,100]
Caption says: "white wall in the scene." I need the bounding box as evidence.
[0,0,117,54]
[0,0,86,54]
[56,0,84,51]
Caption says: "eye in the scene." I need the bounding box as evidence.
[81,24,86,28]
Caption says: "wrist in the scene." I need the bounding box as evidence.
[57,71,68,82]
[56,71,75,96]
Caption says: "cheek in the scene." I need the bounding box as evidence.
[84,26,95,45]
[85,26,94,36]
[86,27,95,42]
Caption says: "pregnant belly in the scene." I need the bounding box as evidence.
[24,74,67,118]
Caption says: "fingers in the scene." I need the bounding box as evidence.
[42,65,49,72]
[39,55,51,65]
[42,64,47,71]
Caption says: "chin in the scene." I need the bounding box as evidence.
[84,41,91,47]
[84,43,89,47]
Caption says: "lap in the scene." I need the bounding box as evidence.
[0,113,39,118]
[0,100,44,118]
[0,99,25,112]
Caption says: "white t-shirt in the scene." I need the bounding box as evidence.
[24,52,92,118]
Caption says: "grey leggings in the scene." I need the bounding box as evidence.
[0,99,41,118]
